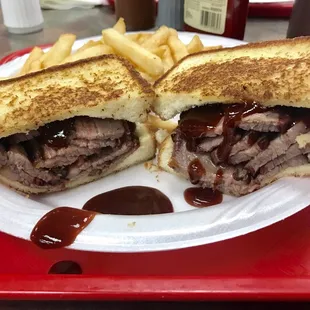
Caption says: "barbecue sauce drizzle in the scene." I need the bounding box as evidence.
[181,102,267,188]
[37,119,75,148]
[184,187,223,208]
[30,186,174,249]
[179,102,308,206]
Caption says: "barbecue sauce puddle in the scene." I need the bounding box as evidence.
[184,187,223,208]
[30,186,173,249]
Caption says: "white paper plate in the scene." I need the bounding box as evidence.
[0,32,309,253]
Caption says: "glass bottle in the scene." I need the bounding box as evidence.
[183,0,249,40]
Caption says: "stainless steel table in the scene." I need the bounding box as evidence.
[0,6,290,58]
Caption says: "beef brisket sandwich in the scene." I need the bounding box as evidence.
[0,54,155,194]
[154,37,310,196]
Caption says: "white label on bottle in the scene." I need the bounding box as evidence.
[184,0,228,35]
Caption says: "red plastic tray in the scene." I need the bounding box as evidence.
[2,48,310,301]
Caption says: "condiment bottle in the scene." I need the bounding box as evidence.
[1,0,44,34]
[115,0,156,31]
[183,0,249,40]
[157,0,184,30]
[287,0,310,38]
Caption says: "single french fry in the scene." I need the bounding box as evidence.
[147,114,177,133]
[29,59,42,73]
[19,47,44,75]
[161,45,175,72]
[42,33,76,68]
[138,71,156,84]
[137,33,153,45]
[141,25,170,50]
[169,28,178,37]
[62,44,114,64]
[150,46,166,58]
[102,28,164,77]
[77,40,102,53]
[126,33,140,42]
[113,17,126,34]
[167,35,189,62]
[203,45,222,51]
[187,35,204,54]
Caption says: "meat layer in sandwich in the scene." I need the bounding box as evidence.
[0,116,139,191]
[167,103,310,196]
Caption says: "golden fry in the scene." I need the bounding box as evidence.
[62,45,114,64]
[169,28,178,37]
[150,46,166,58]
[137,33,153,44]
[138,71,156,84]
[42,33,76,68]
[147,114,177,133]
[167,35,189,62]
[29,59,42,73]
[126,33,140,42]
[161,45,175,72]
[187,35,204,54]
[203,45,222,51]
[102,28,164,77]
[77,40,102,53]
[141,25,170,50]
[113,17,126,34]
[19,47,44,75]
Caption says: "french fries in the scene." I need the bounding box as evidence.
[167,35,189,63]
[187,35,204,54]
[103,28,164,77]
[19,47,43,75]
[12,18,222,84]
[203,45,223,51]
[147,114,177,133]
[42,33,76,68]
[77,40,102,53]
[159,45,174,72]
[137,33,153,45]
[62,44,114,64]
[126,33,140,42]
[113,17,126,34]
[29,59,42,73]
[141,25,170,50]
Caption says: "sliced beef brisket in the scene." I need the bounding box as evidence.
[170,103,310,196]
[0,116,138,188]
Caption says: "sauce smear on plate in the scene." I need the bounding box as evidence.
[30,207,95,249]
[31,186,173,249]
[83,186,174,215]
[184,187,223,208]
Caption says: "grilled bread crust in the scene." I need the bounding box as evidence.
[154,36,310,120]
[0,54,154,138]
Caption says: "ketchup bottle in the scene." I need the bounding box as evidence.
[183,0,249,40]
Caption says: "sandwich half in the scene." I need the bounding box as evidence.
[0,54,156,194]
[154,37,310,196]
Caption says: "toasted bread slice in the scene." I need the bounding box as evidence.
[0,123,155,194]
[0,54,154,138]
[154,36,310,120]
